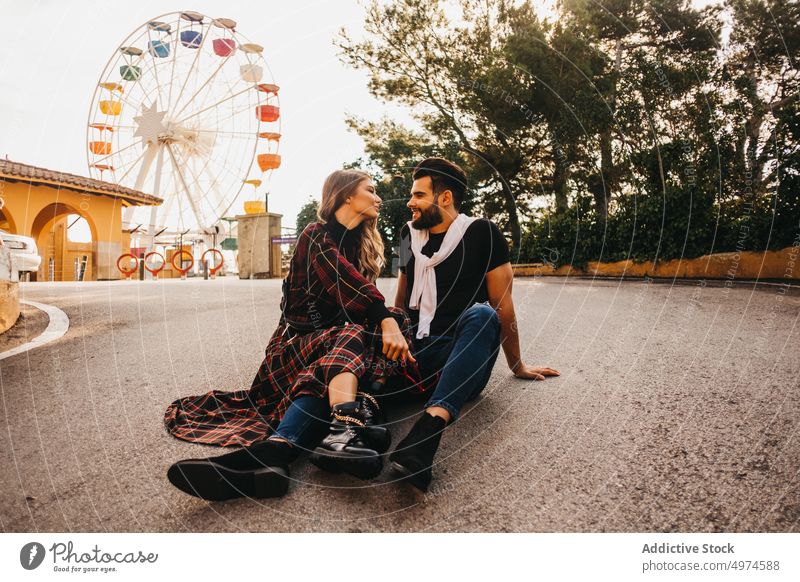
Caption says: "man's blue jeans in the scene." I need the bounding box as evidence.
[414,302,502,421]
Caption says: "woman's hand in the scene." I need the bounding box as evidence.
[381,317,416,363]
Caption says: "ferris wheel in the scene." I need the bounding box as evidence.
[86,11,281,241]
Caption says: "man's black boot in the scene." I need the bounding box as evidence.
[357,392,391,454]
[309,402,383,479]
[167,438,296,501]
[389,412,447,492]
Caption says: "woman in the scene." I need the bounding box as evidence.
[165,169,423,500]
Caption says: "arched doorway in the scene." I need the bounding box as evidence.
[0,202,17,233]
[31,203,98,281]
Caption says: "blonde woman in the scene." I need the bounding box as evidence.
[166,169,423,500]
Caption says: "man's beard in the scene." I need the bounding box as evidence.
[411,200,443,230]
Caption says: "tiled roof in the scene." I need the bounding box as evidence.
[0,159,162,206]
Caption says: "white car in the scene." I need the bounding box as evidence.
[0,230,42,279]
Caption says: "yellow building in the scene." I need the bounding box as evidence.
[0,159,162,281]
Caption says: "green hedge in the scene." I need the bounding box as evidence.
[518,183,799,269]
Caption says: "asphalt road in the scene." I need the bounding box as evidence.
[1,276,798,532]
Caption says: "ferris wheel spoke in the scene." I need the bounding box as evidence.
[173,146,204,192]
[214,132,259,179]
[115,47,162,107]
[196,145,252,193]
[90,140,139,165]
[211,164,247,219]
[203,167,231,218]
[215,72,262,129]
[100,53,166,120]
[166,15,183,112]
[113,146,150,184]
[193,128,261,137]
[178,145,241,217]
[127,85,163,125]
[173,85,253,125]
[167,144,205,228]
[198,158,233,214]
[186,44,240,125]
[124,42,156,86]
[183,100,257,144]
[144,30,168,111]
[171,21,212,119]
[173,132,255,227]
[172,51,232,121]
[176,146,224,215]
[210,99,258,128]
[192,167,224,226]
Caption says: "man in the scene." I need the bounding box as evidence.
[387,157,560,492]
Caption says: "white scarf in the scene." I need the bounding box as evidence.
[408,213,479,339]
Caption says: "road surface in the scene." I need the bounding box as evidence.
[1,277,798,532]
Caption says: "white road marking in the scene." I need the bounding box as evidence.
[0,300,69,361]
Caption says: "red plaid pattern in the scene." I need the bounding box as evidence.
[164,222,432,448]
[282,222,386,328]
[164,311,425,447]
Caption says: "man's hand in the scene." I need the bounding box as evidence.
[512,362,560,380]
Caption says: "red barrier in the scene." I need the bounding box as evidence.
[144,251,166,278]
[171,249,194,279]
[201,249,224,278]
[116,253,138,279]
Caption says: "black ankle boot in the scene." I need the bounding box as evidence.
[167,438,296,501]
[357,392,391,454]
[309,402,383,479]
[389,412,447,492]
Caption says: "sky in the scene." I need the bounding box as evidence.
[0,0,721,241]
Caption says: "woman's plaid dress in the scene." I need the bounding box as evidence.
[164,220,428,447]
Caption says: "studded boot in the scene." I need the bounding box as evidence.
[357,392,391,454]
[309,402,384,480]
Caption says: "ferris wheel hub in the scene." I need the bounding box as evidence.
[133,102,169,146]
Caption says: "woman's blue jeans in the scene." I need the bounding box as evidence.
[270,395,329,452]
[414,302,502,421]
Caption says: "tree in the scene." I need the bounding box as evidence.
[338,0,540,249]
[502,9,608,215]
[295,198,319,234]
[720,0,799,200]
[556,0,721,217]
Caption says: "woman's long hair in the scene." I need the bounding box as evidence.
[317,169,385,282]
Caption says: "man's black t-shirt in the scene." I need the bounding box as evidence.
[398,217,510,337]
